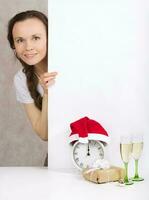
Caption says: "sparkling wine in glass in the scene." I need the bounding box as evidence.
[132,134,144,181]
[120,136,133,185]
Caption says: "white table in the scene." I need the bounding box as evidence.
[0,168,148,200]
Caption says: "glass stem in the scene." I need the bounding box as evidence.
[134,159,139,178]
[124,162,129,182]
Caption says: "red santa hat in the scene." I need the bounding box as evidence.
[69,116,109,144]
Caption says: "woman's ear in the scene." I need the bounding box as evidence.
[13,49,17,56]
[13,49,19,59]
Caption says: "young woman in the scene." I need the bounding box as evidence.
[7,10,57,166]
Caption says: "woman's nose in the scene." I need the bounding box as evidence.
[25,40,33,51]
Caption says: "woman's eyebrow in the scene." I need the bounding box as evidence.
[32,33,42,36]
[14,33,43,40]
[14,36,23,40]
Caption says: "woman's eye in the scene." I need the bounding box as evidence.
[33,36,40,41]
[15,38,24,43]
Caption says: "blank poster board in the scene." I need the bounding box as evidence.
[48,0,149,173]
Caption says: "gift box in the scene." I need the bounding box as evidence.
[82,166,125,184]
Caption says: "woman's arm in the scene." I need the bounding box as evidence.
[23,92,48,141]
[23,72,57,141]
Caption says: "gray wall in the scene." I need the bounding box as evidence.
[0,0,48,166]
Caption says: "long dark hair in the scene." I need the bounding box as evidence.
[7,10,48,110]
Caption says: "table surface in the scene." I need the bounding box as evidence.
[0,168,148,200]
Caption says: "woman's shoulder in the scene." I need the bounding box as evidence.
[13,69,28,91]
[14,69,26,83]
[13,69,34,103]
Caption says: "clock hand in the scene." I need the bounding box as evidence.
[87,142,90,156]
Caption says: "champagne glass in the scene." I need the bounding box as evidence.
[120,136,133,185]
[132,134,144,181]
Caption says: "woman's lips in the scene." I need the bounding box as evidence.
[24,53,37,59]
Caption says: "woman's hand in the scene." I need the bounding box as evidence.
[39,72,58,94]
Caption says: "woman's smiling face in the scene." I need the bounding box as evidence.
[12,17,47,66]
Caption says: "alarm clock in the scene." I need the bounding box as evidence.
[72,140,104,170]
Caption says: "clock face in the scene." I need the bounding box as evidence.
[72,140,104,170]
